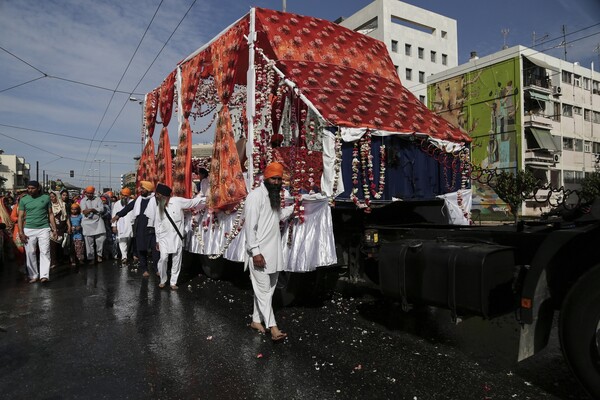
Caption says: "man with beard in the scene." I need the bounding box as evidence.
[154,183,204,290]
[112,181,159,277]
[244,162,295,341]
[80,186,106,263]
[111,187,133,265]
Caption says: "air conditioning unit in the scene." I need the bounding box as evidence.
[553,153,561,163]
[552,86,562,96]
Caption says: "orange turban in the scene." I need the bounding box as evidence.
[70,203,80,209]
[120,188,131,196]
[264,162,284,179]
[85,186,95,194]
[139,181,154,192]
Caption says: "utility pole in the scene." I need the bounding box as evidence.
[562,25,567,61]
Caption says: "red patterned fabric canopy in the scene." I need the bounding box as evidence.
[253,8,469,143]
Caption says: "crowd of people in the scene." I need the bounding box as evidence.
[0,162,292,341]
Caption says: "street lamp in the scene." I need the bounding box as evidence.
[103,144,117,191]
[129,96,145,154]
[93,159,105,193]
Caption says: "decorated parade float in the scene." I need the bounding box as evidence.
[136,7,471,274]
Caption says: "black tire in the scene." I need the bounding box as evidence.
[559,264,600,399]
[200,255,229,280]
[274,271,320,307]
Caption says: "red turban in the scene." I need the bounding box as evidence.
[264,162,284,179]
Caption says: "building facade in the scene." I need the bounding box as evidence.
[337,0,457,103]
[428,45,600,217]
[0,152,30,193]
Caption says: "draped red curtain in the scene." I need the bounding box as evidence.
[208,20,248,210]
[173,55,204,198]
[136,90,159,186]
[156,71,176,188]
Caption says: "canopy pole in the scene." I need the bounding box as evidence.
[245,7,257,189]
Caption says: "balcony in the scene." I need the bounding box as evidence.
[524,149,556,168]
[523,112,553,129]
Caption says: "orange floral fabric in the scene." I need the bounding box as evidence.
[208,20,249,210]
[136,138,157,188]
[156,71,176,188]
[144,89,159,138]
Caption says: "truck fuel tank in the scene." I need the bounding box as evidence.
[379,240,516,318]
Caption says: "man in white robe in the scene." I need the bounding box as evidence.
[111,187,133,265]
[154,183,204,290]
[80,186,106,263]
[244,162,294,341]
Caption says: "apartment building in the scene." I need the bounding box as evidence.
[337,0,457,103]
[0,151,31,193]
[428,45,600,217]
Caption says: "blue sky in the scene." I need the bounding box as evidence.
[1,0,599,191]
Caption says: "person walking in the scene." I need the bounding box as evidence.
[80,186,106,263]
[244,162,294,341]
[112,181,159,277]
[154,183,203,290]
[69,203,85,266]
[49,191,71,268]
[111,187,133,265]
[17,181,58,283]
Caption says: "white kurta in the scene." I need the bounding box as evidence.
[244,183,294,274]
[80,197,106,236]
[111,199,133,238]
[155,196,203,254]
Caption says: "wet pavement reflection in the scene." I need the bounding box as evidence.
[0,256,591,400]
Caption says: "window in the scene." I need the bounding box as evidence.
[441,30,447,38]
[430,51,437,63]
[564,170,584,184]
[574,138,583,152]
[562,70,572,84]
[583,77,590,90]
[594,111,600,124]
[593,80,600,95]
[553,102,561,122]
[563,137,573,150]
[394,65,399,75]
[405,44,412,56]
[574,74,581,87]
[594,142,600,153]
[405,68,412,81]
[585,109,592,121]
[418,47,424,59]
[418,71,425,83]
[585,141,591,153]
[419,95,426,103]
[562,103,573,117]
[391,40,398,53]
[573,106,582,115]
[442,54,448,65]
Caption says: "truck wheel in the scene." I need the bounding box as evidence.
[274,271,319,307]
[559,264,600,398]
[200,255,229,280]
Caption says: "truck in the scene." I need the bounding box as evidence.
[138,7,600,398]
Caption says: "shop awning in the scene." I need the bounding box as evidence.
[526,91,550,102]
[524,56,559,72]
[528,127,559,151]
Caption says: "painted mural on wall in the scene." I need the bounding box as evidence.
[428,57,521,214]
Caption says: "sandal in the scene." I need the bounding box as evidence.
[250,322,266,334]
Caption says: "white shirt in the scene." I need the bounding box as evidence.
[111,198,133,238]
[155,196,203,254]
[80,196,106,236]
[244,183,294,273]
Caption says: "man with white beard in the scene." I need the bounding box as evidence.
[111,187,133,265]
[154,183,204,290]
[244,162,295,342]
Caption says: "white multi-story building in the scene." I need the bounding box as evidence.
[336,0,458,103]
[428,45,600,217]
[0,151,30,193]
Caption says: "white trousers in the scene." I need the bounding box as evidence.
[249,268,279,328]
[158,249,183,286]
[84,233,106,259]
[24,227,51,280]
[118,238,131,260]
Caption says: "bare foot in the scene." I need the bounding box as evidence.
[250,321,266,334]
[142,271,150,277]
[270,326,288,342]
[170,285,178,290]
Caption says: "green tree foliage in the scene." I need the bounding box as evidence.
[493,169,539,220]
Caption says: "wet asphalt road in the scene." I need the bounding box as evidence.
[0,255,592,400]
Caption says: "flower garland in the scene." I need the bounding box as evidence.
[329,128,342,205]
[207,200,246,259]
[349,131,387,212]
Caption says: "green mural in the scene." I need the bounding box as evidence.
[429,57,522,212]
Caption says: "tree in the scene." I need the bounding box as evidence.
[492,169,539,223]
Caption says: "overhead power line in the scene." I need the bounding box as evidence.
[0,123,139,144]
